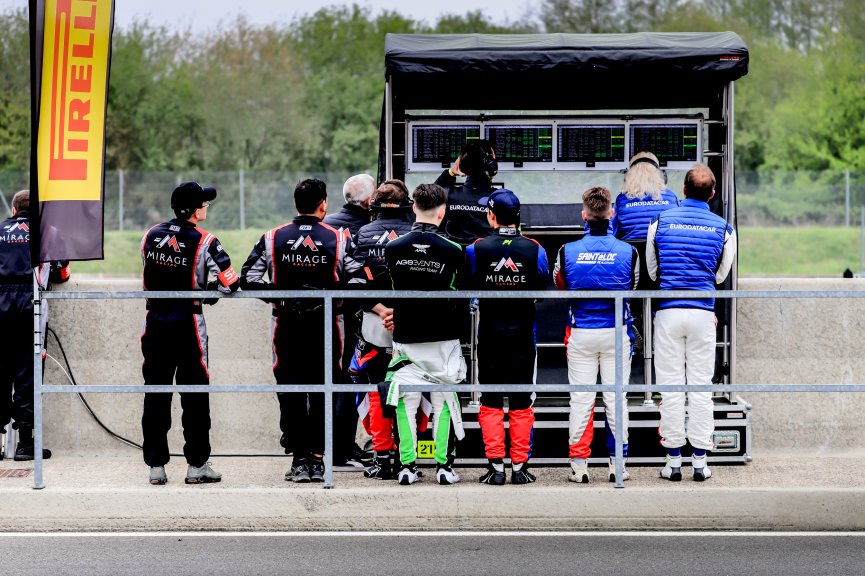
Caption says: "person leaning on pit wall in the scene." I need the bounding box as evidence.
[346,179,416,481]
[465,188,549,486]
[611,152,680,348]
[0,190,69,461]
[555,186,639,484]
[241,179,361,484]
[435,140,499,247]
[140,182,240,486]
[324,173,377,468]
[384,183,467,486]
[646,163,736,482]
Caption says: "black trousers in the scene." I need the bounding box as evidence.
[141,312,211,467]
[273,308,341,458]
[477,337,535,411]
[0,292,35,431]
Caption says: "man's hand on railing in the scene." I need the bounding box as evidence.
[204,281,221,305]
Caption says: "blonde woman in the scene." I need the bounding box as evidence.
[611,152,679,241]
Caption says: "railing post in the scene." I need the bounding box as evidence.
[33,271,45,489]
[239,169,245,231]
[323,296,334,488]
[118,169,125,232]
[845,169,851,228]
[613,296,625,488]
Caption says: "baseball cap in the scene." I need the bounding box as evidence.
[479,188,520,219]
[171,181,217,214]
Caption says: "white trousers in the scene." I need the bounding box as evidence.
[391,340,467,465]
[654,308,716,451]
[566,328,631,459]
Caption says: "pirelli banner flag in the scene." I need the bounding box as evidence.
[30,0,114,262]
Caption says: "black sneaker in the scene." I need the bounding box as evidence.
[478,466,506,485]
[286,459,310,483]
[14,443,52,461]
[511,467,537,485]
[308,456,325,482]
[345,444,374,468]
[364,453,396,480]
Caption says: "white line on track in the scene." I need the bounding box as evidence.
[0,531,864,538]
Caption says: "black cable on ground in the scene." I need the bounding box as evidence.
[45,326,291,458]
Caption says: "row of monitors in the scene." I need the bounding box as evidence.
[406,119,702,172]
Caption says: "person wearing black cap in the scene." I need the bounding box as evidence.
[140,181,240,486]
[465,189,549,485]
[241,178,360,483]
[435,140,499,247]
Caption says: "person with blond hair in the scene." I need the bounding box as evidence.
[612,152,680,242]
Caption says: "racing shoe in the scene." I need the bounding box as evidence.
[436,465,460,485]
[511,463,537,485]
[308,456,325,482]
[13,443,52,461]
[364,453,396,480]
[397,464,420,485]
[568,458,589,484]
[660,455,683,482]
[286,458,310,483]
[185,462,222,484]
[345,444,374,469]
[478,464,506,485]
[608,457,631,482]
[149,466,167,485]
[692,456,712,482]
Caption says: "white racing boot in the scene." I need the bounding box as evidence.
[660,455,683,482]
[692,455,712,482]
[568,458,589,483]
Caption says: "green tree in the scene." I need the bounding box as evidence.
[105,22,203,170]
[190,19,317,170]
[289,5,416,173]
[0,7,31,171]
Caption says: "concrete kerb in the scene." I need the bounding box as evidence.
[1,455,865,531]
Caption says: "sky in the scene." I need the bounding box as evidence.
[1,0,537,30]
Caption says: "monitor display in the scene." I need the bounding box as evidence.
[557,125,626,163]
[629,124,700,163]
[411,124,481,164]
[485,125,553,163]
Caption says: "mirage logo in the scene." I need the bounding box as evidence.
[4,222,29,233]
[290,236,321,251]
[155,235,184,252]
[376,230,399,245]
[412,244,430,254]
[491,257,522,273]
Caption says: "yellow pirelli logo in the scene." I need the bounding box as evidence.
[37,0,112,201]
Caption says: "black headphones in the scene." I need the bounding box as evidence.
[481,148,499,179]
[629,156,660,170]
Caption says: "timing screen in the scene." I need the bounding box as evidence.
[412,125,481,164]
[485,125,553,163]
[630,124,699,162]
[557,125,626,162]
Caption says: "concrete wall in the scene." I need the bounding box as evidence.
[38,277,865,456]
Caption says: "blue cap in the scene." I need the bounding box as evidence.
[479,188,520,217]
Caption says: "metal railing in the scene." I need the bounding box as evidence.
[31,288,865,490]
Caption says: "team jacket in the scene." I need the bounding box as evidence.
[646,198,737,311]
[555,220,639,329]
[466,227,549,341]
[141,218,239,315]
[351,208,415,291]
[384,222,465,344]
[435,170,495,246]
[611,189,680,241]
[323,203,370,245]
[241,215,360,314]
